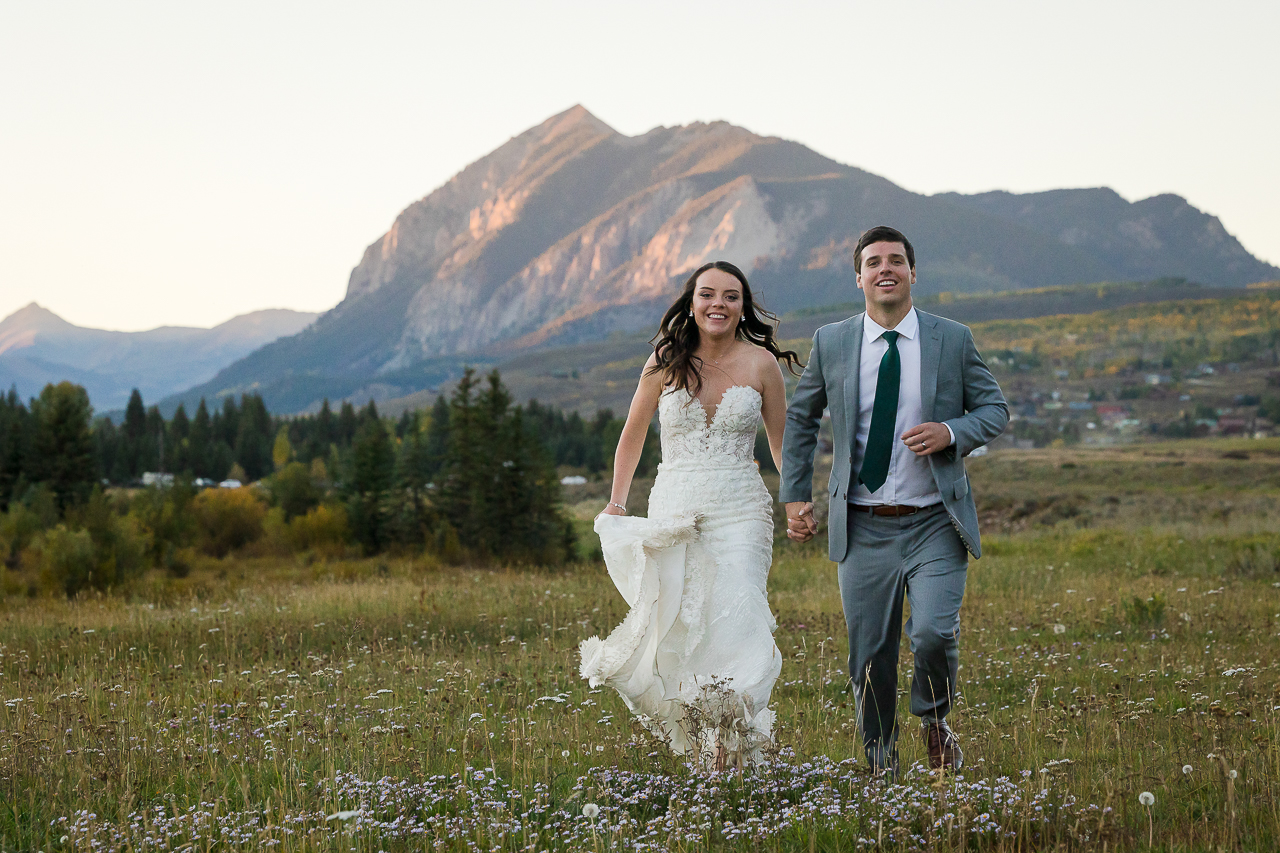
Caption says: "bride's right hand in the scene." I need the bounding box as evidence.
[599,503,626,517]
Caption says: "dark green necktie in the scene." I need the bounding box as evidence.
[858,330,900,494]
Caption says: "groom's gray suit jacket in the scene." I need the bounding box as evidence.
[780,309,1008,562]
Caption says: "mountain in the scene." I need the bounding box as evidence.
[0,304,318,410]
[168,105,1279,414]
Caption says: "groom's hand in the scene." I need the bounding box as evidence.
[785,501,817,542]
[901,422,952,457]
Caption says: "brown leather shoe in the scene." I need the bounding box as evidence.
[923,720,963,770]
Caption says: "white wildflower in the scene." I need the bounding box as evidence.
[327,810,360,821]
[1052,624,1066,635]
[562,750,571,758]
[583,802,600,819]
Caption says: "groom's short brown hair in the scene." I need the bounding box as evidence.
[854,226,915,273]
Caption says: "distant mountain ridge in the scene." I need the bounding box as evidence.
[0,303,318,410]
[166,105,1279,414]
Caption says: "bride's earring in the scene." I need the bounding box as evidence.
[688,310,693,317]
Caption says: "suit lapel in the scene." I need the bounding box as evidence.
[918,310,942,419]
[842,313,864,423]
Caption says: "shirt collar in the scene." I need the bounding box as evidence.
[863,307,918,342]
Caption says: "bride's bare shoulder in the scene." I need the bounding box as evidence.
[742,342,782,383]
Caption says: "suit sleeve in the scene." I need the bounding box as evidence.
[779,329,828,503]
[943,327,1009,455]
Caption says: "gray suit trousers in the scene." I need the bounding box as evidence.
[838,503,967,754]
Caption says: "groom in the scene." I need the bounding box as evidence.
[780,225,1008,777]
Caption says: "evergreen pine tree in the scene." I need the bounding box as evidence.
[188,399,212,478]
[337,401,357,446]
[424,395,451,481]
[389,411,436,547]
[121,389,147,480]
[234,394,273,481]
[438,369,482,556]
[0,388,32,509]
[346,417,394,553]
[169,404,190,473]
[144,406,165,473]
[29,382,96,512]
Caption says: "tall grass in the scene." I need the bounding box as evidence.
[2,440,1278,850]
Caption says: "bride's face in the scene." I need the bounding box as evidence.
[691,269,743,337]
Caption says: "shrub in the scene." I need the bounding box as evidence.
[1,484,59,568]
[128,479,197,573]
[192,487,266,557]
[38,525,96,596]
[1123,593,1167,628]
[287,504,350,559]
[271,461,321,520]
[67,490,147,587]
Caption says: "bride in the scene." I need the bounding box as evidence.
[579,260,802,768]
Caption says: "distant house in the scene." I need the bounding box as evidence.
[560,475,588,486]
[1095,405,1130,427]
[218,479,243,489]
[141,472,174,488]
[1217,417,1250,436]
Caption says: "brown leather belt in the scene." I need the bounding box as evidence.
[851,504,927,517]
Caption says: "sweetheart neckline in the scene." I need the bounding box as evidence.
[666,384,761,430]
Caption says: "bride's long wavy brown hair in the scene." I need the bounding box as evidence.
[647,261,804,395]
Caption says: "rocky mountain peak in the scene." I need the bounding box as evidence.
[170,108,1280,414]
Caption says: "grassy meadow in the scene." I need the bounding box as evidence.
[3,438,1280,851]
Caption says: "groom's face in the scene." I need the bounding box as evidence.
[856,241,915,310]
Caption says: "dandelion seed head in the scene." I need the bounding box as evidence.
[1138,792,1155,806]
[582,803,600,819]
[1229,770,1237,779]
[1182,765,1193,774]
[1052,624,1067,635]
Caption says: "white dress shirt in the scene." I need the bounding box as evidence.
[850,308,953,507]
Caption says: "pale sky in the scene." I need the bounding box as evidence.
[2,1,1276,332]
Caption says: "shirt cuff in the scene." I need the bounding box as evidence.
[944,423,956,447]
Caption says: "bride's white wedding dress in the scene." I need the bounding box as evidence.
[580,384,781,764]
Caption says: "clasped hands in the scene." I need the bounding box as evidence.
[785,422,952,542]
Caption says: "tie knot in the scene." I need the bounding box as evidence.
[882,330,900,346]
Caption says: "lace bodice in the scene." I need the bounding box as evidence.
[658,385,762,466]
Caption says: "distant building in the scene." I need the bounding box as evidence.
[1095,405,1130,427]
[218,479,243,489]
[141,472,174,488]
[1217,417,1250,436]
[560,475,588,486]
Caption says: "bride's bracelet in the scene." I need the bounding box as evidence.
[607,502,627,513]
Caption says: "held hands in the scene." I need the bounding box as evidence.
[785,501,817,542]
[901,422,951,457]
